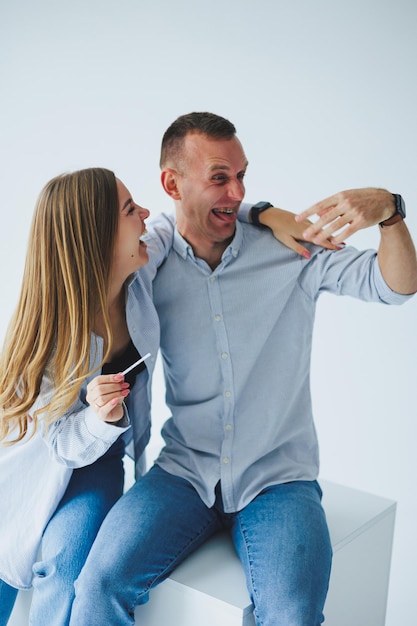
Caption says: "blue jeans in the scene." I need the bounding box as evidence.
[22,439,125,626]
[0,581,18,625]
[70,466,332,626]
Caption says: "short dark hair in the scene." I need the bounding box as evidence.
[160,112,237,168]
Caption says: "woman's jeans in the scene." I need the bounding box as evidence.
[0,581,18,625]
[70,466,332,626]
[0,438,125,626]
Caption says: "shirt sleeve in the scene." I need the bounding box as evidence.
[299,245,413,305]
[142,212,176,279]
[32,371,130,468]
[237,202,256,223]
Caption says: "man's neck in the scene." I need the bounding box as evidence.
[179,230,233,270]
[176,213,235,270]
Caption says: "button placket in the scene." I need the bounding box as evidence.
[206,272,235,492]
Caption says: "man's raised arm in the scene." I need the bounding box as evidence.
[296,188,417,295]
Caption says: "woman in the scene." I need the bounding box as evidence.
[0,168,160,625]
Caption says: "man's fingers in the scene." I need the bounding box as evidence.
[296,197,337,222]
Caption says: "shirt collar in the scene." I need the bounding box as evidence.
[125,273,136,288]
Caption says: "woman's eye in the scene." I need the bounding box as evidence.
[127,205,135,215]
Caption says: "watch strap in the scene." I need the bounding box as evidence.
[379,194,405,227]
[251,202,273,227]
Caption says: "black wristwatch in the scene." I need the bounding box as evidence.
[251,201,273,227]
[379,194,406,227]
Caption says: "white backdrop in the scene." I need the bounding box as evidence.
[1,1,416,624]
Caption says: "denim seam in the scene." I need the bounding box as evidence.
[236,515,264,626]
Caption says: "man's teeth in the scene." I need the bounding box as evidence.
[215,209,234,214]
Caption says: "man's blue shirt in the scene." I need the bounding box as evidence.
[144,215,409,513]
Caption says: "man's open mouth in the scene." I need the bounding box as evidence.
[212,208,236,222]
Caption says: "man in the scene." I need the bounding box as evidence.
[70,113,417,626]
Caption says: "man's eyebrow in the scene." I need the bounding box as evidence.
[209,164,229,172]
[209,161,249,172]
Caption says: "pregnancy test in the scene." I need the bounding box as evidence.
[121,352,151,376]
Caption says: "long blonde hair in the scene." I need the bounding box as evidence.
[0,168,119,443]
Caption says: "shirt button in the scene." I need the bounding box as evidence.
[222,457,229,464]
[209,276,216,282]
[225,424,232,431]
[225,391,232,398]
[214,314,221,322]
[221,352,228,360]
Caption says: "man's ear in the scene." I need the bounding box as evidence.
[161,168,181,200]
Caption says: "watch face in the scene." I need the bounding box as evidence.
[395,194,406,218]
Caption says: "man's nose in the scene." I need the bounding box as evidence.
[226,179,245,202]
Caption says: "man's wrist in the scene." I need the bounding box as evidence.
[379,194,406,227]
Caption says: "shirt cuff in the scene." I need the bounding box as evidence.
[84,405,131,441]
[237,202,253,223]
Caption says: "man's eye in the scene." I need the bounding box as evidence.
[238,172,246,181]
[213,175,227,182]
